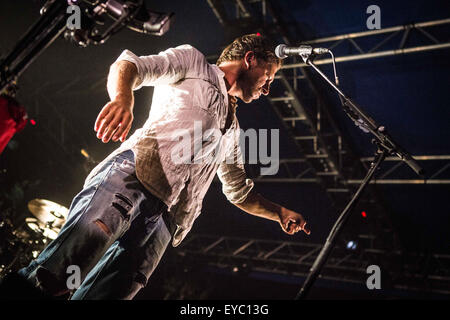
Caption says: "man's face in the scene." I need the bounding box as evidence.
[236,57,279,103]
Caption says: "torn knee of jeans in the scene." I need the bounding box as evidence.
[94,219,112,236]
[112,193,133,219]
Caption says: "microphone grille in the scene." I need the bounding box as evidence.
[275,44,287,59]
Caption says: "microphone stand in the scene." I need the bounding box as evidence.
[294,52,423,300]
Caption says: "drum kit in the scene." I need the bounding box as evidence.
[0,199,68,277]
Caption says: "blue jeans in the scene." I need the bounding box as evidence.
[18,150,175,299]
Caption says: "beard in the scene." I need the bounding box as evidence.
[236,68,261,103]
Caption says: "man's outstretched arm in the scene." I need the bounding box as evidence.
[95,60,140,143]
[234,190,311,235]
[94,45,197,143]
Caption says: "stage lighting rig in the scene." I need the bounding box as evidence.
[0,0,174,93]
[0,0,173,151]
[64,0,174,47]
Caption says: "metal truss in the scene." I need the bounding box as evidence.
[205,1,450,290]
[207,0,362,207]
[206,0,402,258]
[250,155,450,185]
[176,234,450,296]
[281,18,450,68]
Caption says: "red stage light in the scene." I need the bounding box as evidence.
[256,32,261,36]
[30,119,36,125]
[361,211,367,218]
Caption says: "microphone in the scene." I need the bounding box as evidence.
[275,44,329,59]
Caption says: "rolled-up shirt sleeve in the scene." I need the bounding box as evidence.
[217,128,254,204]
[115,44,196,90]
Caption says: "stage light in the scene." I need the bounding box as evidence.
[346,241,357,250]
[80,149,89,159]
[256,32,261,36]
[30,119,36,125]
[361,211,367,218]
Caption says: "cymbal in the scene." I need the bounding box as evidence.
[25,217,60,240]
[27,199,68,226]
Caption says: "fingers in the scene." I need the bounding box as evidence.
[283,220,297,235]
[283,219,311,236]
[102,113,123,143]
[94,104,111,132]
[112,114,133,142]
[94,102,133,143]
[119,122,132,142]
[302,222,311,235]
[96,111,115,141]
[283,221,291,234]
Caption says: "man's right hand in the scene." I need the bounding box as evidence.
[94,94,134,143]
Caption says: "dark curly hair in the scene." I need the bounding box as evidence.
[216,34,281,67]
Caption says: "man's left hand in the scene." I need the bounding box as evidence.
[278,207,311,235]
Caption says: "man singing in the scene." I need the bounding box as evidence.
[17,34,310,299]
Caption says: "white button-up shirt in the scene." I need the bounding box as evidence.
[90,45,254,246]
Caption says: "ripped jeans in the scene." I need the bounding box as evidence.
[18,150,175,299]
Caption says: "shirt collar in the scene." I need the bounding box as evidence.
[211,64,227,95]
[211,64,230,109]
[212,64,225,78]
